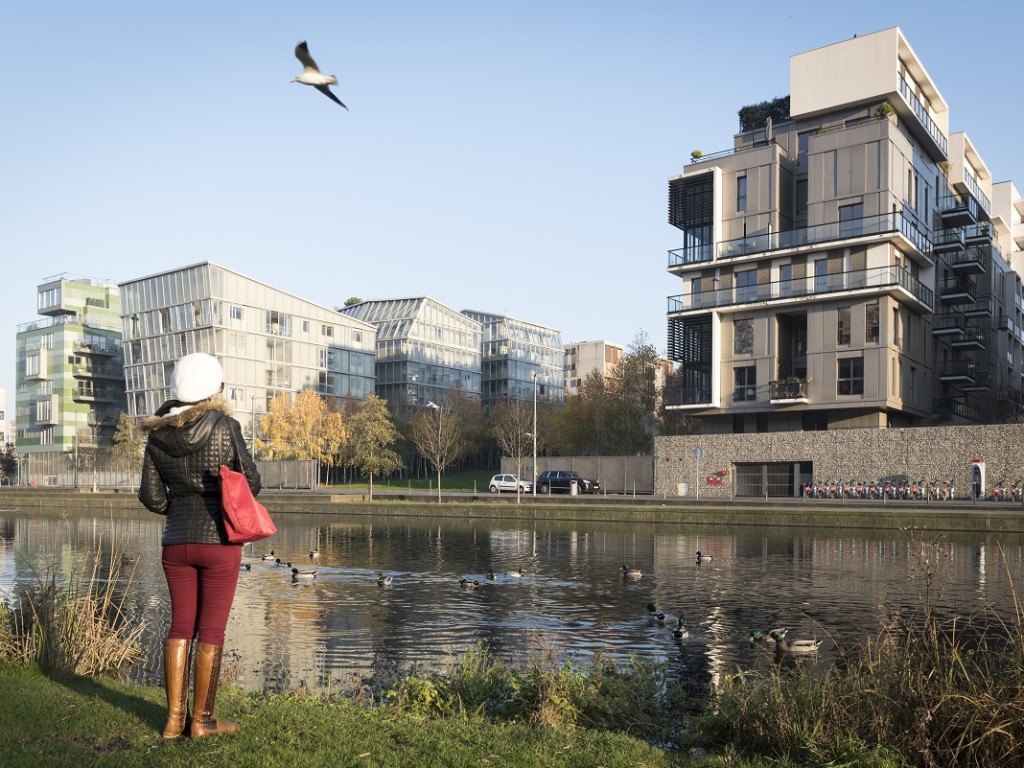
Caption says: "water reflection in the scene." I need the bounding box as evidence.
[1,509,1021,695]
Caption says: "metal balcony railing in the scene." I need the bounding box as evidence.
[667,265,933,314]
[769,378,810,401]
[962,170,991,215]
[898,75,948,157]
[663,386,712,407]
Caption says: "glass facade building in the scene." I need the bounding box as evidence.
[119,262,376,438]
[15,274,125,481]
[342,297,483,411]
[463,311,564,409]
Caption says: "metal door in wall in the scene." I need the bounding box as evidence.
[734,463,795,497]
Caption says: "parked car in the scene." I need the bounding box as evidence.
[535,470,600,495]
[488,474,533,493]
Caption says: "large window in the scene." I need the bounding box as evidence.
[734,366,757,401]
[736,269,757,303]
[814,259,829,293]
[866,303,880,343]
[839,202,864,237]
[734,319,753,354]
[737,176,747,213]
[838,357,864,395]
[837,307,851,345]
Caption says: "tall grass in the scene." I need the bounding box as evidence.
[695,538,1024,767]
[0,529,145,677]
[378,642,689,745]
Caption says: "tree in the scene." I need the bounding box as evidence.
[0,443,17,485]
[411,401,465,502]
[491,399,533,502]
[112,413,145,480]
[258,390,348,483]
[343,297,362,307]
[347,394,403,499]
[612,331,661,455]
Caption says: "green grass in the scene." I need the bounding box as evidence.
[325,469,499,494]
[0,662,698,768]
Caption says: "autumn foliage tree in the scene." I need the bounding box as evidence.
[491,399,533,501]
[347,394,403,499]
[112,413,145,481]
[258,389,347,482]
[411,401,466,501]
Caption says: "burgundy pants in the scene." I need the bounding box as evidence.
[162,543,242,645]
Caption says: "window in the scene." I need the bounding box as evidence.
[691,277,702,308]
[797,131,812,166]
[893,307,901,345]
[909,367,917,400]
[321,324,334,338]
[838,357,864,395]
[814,259,829,293]
[736,269,757,303]
[230,306,243,320]
[795,179,808,216]
[734,366,756,401]
[302,320,310,333]
[837,307,851,345]
[737,176,747,212]
[779,264,793,297]
[352,330,362,344]
[839,202,864,236]
[734,319,753,354]
[866,303,880,343]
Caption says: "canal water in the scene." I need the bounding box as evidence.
[1,508,1021,694]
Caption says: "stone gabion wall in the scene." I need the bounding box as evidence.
[654,424,1024,498]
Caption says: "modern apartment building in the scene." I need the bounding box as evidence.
[463,311,564,409]
[15,274,126,481]
[665,27,1024,433]
[119,263,376,440]
[341,297,483,411]
[564,340,624,394]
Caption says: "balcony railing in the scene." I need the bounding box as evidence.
[897,75,948,157]
[769,378,810,401]
[933,398,980,421]
[939,189,978,225]
[939,276,977,303]
[663,386,712,407]
[715,211,932,262]
[668,265,933,314]
[962,170,990,215]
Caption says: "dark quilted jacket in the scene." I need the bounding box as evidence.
[138,399,262,547]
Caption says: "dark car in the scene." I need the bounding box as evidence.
[535,470,600,495]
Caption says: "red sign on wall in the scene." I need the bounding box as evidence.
[706,475,723,486]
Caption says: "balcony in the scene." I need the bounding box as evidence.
[933,227,966,255]
[938,362,977,384]
[932,313,964,337]
[769,378,810,403]
[964,222,993,245]
[74,340,121,356]
[933,397,980,422]
[73,387,123,404]
[938,276,977,304]
[72,364,124,380]
[963,297,992,318]
[667,265,933,315]
[963,365,992,392]
[939,190,978,227]
[897,75,948,160]
[715,212,932,264]
[946,244,988,275]
[668,243,713,268]
[950,326,985,351]
[663,386,712,407]
[960,170,991,217]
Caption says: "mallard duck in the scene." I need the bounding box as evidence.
[750,627,788,643]
[621,564,642,579]
[261,551,277,561]
[240,563,252,572]
[673,616,689,640]
[309,549,320,560]
[695,551,713,563]
[646,603,659,616]
[506,568,527,578]
[291,567,317,581]
[770,630,821,653]
[120,555,137,565]
[459,577,480,589]
[486,570,497,580]
[377,572,393,586]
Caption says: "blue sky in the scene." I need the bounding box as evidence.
[2,1,1023,407]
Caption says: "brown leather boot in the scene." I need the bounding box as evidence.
[162,638,192,738]
[190,642,239,738]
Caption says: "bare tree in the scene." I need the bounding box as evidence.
[491,399,533,503]
[411,401,466,502]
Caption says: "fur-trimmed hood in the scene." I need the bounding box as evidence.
[140,397,233,459]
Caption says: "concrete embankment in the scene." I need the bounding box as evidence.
[2,487,1024,534]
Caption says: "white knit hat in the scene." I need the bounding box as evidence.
[170,352,223,403]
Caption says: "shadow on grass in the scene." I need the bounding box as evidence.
[51,670,165,735]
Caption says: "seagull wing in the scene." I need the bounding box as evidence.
[295,40,320,72]
[316,84,349,110]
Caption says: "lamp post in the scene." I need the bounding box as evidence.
[427,401,443,503]
[531,371,538,497]
[250,394,258,456]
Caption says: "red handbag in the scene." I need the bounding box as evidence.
[220,425,276,544]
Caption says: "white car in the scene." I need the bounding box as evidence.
[489,474,533,493]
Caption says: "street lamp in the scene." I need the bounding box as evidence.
[531,371,538,497]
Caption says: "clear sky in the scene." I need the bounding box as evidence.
[2,1,1022,407]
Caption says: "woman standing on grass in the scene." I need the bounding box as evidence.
[138,352,261,739]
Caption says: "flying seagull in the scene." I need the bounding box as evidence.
[292,40,348,110]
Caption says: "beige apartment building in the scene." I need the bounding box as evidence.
[665,27,1024,434]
